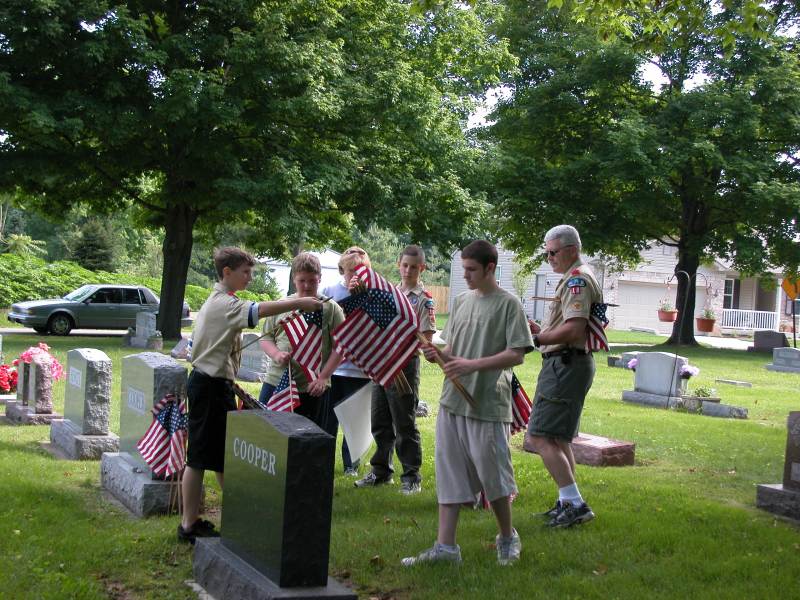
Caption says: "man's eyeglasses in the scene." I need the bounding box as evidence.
[546,245,574,257]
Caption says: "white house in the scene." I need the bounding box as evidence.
[449,243,793,334]
[260,249,343,296]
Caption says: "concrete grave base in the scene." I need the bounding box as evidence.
[715,379,753,388]
[756,484,800,522]
[101,452,191,517]
[622,390,681,409]
[765,364,800,374]
[0,394,15,406]
[193,538,356,600]
[570,433,635,466]
[50,418,119,460]
[4,400,62,425]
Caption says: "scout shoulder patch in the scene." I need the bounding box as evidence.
[567,276,586,296]
[571,301,583,311]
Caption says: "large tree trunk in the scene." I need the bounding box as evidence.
[159,203,198,340]
[665,248,700,346]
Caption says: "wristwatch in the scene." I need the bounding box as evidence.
[533,334,541,348]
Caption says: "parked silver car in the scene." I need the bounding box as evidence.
[7,284,192,335]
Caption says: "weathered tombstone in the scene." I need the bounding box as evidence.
[570,433,636,466]
[126,312,162,349]
[766,347,800,374]
[5,355,63,424]
[170,336,191,360]
[15,361,30,405]
[193,410,355,600]
[757,412,800,521]
[749,330,789,353]
[49,349,119,459]
[101,352,191,517]
[237,333,268,382]
[621,352,687,409]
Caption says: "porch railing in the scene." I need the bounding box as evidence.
[720,309,778,331]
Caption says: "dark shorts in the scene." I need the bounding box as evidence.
[186,369,237,473]
[528,353,595,441]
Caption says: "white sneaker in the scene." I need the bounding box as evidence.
[496,529,521,565]
[401,542,462,566]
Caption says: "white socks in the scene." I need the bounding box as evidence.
[558,483,584,506]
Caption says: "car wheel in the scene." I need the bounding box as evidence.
[48,313,74,336]
[33,326,49,335]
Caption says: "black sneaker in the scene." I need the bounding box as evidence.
[537,499,562,518]
[177,518,221,544]
[354,472,393,488]
[547,502,595,528]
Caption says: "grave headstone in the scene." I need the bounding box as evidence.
[766,347,800,374]
[715,378,753,388]
[170,336,191,360]
[757,412,800,521]
[193,410,355,599]
[127,312,162,349]
[634,352,687,397]
[50,349,118,460]
[5,356,62,425]
[237,333,268,382]
[16,361,29,405]
[750,330,789,353]
[101,352,191,516]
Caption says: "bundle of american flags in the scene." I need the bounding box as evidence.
[136,393,188,477]
[585,302,610,352]
[510,373,532,435]
[267,366,300,412]
[333,265,420,387]
[280,308,323,381]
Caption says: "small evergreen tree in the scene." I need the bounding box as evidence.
[72,220,115,271]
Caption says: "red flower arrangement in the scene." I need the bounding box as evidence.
[0,363,17,393]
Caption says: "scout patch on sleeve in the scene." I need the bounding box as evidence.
[571,302,583,311]
[567,276,586,295]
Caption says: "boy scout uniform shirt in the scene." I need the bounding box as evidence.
[403,283,436,334]
[439,288,533,422]
[191,282,259,381]
[539,259,602,354]
[262,295,345,392]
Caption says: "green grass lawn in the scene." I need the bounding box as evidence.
[0,332,798,598]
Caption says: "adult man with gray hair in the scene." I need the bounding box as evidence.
[526,224,602,527]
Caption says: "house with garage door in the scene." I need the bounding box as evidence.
[448,243,794,335]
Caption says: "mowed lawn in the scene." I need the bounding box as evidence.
[0,331,798,599]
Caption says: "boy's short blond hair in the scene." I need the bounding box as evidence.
[338,246,371,274]
[399,244,425,263]
[214,247,256,279]
[291,252,322,276]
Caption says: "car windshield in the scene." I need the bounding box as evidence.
[64,285,96,302]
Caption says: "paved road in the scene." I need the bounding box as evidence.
[0,327,124,337]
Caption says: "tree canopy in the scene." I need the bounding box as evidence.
[487,0,800,344]
[1,0,511,337]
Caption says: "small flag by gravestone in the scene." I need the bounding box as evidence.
[267,367,300,412]
[136,393,188,477]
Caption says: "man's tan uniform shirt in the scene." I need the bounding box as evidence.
[191,282,259,381]
[262,295,344,392]
[540,259,602,354]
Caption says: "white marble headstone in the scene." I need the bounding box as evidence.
[64,348,113,435]
[135,312,158,338]
[634,352,688,397]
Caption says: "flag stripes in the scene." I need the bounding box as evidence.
[585,302,610,352]
[511,373,532,435]
[136,393,188,477]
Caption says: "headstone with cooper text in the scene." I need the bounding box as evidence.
[757,412,800,520]
[193,410,355,600]
[100,352,191,517]
[49,349,118,459]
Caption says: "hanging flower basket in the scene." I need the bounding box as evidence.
[658,309,678,322]
[696,317,715,333]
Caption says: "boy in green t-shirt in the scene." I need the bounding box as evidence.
[179,247,320,543]
[403,240,533,566]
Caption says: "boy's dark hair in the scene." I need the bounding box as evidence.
[214,247,256,279]
[399,244,425,263]
[291,252,322,276]
[461,240,497,269]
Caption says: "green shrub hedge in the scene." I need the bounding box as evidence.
[0,254,277,309]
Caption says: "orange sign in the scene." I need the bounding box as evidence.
[783,278,800,301]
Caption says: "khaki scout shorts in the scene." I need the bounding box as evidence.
[528,354,595,442]
[435,408,517,504]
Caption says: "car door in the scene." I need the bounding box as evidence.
[118,288,143,328]
[84,287,122,328]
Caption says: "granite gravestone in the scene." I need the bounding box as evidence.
[5,355,62,425]
[750,330,789,353]
[570,433,636,467]
[15,361,29,405]
[127,312,162,349]
[622,352,687,409]
[100,352,189,517]
[237,333,268,382]
[50,349,118,459]
[757,412,800,521]
[170,336,191,360]
[193,410,355,600]
[766,347,800,374]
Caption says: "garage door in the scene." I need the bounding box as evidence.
[613,282,707,334]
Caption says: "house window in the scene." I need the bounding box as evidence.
[495,265,502,283]
[723,279,740,309]
[786,297,800,316]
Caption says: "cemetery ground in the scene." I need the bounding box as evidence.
[0,332,798,599]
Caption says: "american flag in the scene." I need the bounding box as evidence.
[511,372,532,435]
[267,367,300,412]
[136,393,188,477]
[333,265,420,387]
[585,302,609,352]
[280,309,323,381]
